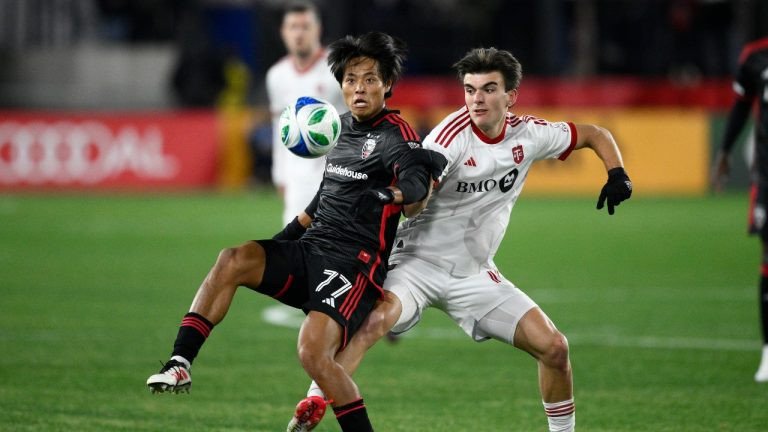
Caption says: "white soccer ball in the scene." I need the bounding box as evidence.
[279,96,341,158]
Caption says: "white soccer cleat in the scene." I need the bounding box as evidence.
[286,395,327,432]
[147,356,191,394]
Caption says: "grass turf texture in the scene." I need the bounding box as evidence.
[0,191,765,431]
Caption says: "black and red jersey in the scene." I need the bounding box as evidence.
[734,37,768,184]
[301,108,421,289]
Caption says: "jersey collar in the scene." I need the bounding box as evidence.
[353,106,398,127]
[470,119,506,144]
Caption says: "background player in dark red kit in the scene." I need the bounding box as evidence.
[146,31,446,432]
[711,36,768,382]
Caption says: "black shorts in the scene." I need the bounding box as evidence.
[253,239,383,349]
[748,183,768,242]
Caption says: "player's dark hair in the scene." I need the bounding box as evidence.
[453,47,523,91]
[327,32,407,99]
[284,1,320,23]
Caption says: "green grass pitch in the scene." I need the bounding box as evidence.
[0,190,766,431]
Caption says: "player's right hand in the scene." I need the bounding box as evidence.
[596,167,632,215]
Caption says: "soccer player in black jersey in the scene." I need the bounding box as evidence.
[146,31,447,432]
[711,36,768,382]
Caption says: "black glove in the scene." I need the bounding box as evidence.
[353,188,396,219]
[399,148,448,180]
[596,167,632,215]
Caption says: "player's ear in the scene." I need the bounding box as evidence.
[507,89,519,108]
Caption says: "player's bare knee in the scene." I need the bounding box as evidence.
[215,243,262,282]
[540,331,570,371]
[297,343,333,377]
[212,247,240,280]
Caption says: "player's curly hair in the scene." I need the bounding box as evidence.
[327,32,407,99]
[453,47,523,91]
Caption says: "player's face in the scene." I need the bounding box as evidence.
[281,11,321,60]
[463,72,518,138]
[341,57,390,122]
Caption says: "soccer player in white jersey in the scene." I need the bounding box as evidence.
[287,47,633,432]
[266,1,346,225]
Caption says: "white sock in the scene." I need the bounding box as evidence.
[755,345,768,382]
[170,355,190,369]
[307,380,325,399]
[543,398,575,432]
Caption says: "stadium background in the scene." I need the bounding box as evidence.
[2,1,768,431]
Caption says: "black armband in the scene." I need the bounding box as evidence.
[272,216,306,241]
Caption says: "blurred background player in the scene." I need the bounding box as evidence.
[711,36,768,382]
[289,47,632,432]
[267,1,346,225]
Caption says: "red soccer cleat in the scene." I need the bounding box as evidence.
[286,395,327,432]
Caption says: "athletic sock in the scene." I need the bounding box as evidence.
[334,398,373,432]
[543,398,575,432]
[307,380,326,399]
[756,271,768,382]
[171,312,214,364]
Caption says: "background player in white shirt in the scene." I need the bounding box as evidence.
[290,48,632,432]
[266,1,346,225]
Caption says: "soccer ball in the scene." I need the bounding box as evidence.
[279,96,341,158]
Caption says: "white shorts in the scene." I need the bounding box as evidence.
[385,255,537,344]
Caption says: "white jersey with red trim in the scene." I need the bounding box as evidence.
[390,106,576,276]
[266,49,346,225]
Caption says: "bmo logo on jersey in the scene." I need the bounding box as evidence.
[455,168,519,193]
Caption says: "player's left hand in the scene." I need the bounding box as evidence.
[596,167,632,215]
[353,187,396,219]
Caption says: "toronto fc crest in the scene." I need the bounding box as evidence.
[512,144,524,164]
[361,134,379,159]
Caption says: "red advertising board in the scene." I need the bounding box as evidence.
[0,111,218,190]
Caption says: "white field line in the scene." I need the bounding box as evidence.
[261,305,759,352]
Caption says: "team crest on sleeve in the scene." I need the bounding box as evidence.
[512,144,524,164]
[361,133,379,159]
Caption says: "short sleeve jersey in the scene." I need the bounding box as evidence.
[390,106,576,277]
[302,108,422,288]
[733,37,768,184]
[266,49,346,188]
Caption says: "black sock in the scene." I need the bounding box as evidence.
[171,312,214,363]
[760,272,768,345]
[334,398,373,432]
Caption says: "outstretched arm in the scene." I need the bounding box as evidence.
[573,123,624,171]
[573,123,632,215]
